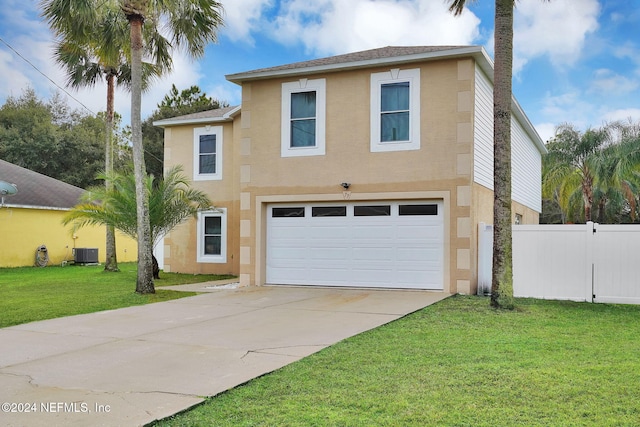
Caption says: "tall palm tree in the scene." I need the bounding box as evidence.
[120,0,223,294]
[63,166,213,274]
[450,0,549,308]
[41,0,171,273]
[42,0,223,293]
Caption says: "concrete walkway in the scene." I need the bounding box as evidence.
[0,283,449,427]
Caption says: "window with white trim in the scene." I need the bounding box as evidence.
[281,78,326,157]
[370,68,421,152]
[193,126,223,181]
[197,209,227,263]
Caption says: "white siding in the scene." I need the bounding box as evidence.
[473,64,542,213]
[511,118,542,212]
[473,66,493,190]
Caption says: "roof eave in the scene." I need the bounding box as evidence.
[2,203,74,211]
[153,105,241,127]
[226,46,487,84]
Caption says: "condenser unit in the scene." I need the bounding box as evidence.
[73,248,99,264]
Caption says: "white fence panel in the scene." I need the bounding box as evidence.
[593,225,640,304]
[512,224,593,301]
[479,222,640,304]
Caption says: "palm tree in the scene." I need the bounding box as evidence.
[448,0,513,308]
[63,166,213,276]
[543,124,610,223]
[41,0,171,273]
[41,0,223,293]
[543,122,640,224]
[120,0,223,294]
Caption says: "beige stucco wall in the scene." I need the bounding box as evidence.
[238,58,478,294]
[162,120,240,275]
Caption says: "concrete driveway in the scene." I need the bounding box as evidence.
[0,283,449,426]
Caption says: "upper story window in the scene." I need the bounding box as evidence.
[281,78,326,157]
[370,68,421,152]
[381,82,410,142]
[193,126,223,181]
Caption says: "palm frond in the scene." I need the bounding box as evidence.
[63,166,213,247]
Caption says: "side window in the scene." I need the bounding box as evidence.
[281,79,326,157]
[197,209,227,263]
[370,68,421,152]
[193,126,223,181]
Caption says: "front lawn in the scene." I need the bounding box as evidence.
[0,263,234,328]
[154,296,640,426]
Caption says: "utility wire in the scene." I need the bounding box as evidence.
[0,35,164,165]
[0,35,96,115]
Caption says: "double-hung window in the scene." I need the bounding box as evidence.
[381,82,410,142]
[281,78,326,157]
[197,209,226,263]
[370,68,421,152]
[193,126,223,181]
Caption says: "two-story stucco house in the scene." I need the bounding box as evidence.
[154,45,545,295]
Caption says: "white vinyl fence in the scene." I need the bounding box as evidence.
[478,222,640,304]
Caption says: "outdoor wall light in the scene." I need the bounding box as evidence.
[341,182,351,190]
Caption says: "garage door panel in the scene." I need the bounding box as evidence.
[267,201,444,290]
[268,268,308,284]
[352,225,395,238]
[306,226,350,239]
[269,225,307,237]
[397,248,440,260]
[397,225,440,239]
[311,247,350,260]
[269,248,308,261]
[352,247,395,261]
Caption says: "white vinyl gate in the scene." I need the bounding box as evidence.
[479,222,640,304]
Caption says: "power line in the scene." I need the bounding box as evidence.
[0,35,96,115]
[0,35,164,165]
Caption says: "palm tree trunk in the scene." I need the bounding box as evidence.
[104,72,119,272]
[491,0,515,309]
[128,12,154,293]
[582,174,593,222]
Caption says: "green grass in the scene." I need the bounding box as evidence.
[0,263,234,328]
[154,296,640,427]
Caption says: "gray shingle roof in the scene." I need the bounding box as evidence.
[0,159,85,209]
[227,45,477,83]
[153,105,240,127]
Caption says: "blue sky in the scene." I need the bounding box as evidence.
[0,0,638,142]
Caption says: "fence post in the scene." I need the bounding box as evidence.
[586,221,596,302]
[477,222,493,295]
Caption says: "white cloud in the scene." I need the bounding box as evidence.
[603,108,640,124]
[268,0,481,56]
[513,0,600,73]
[539,89,601,131]
[219,0,273,43]
[534,122,557,144]
[590,69,639,96]
[204,82,241,107]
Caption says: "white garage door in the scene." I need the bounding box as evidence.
[266,201,443,289]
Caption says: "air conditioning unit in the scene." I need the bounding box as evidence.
[74,248,99,264]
